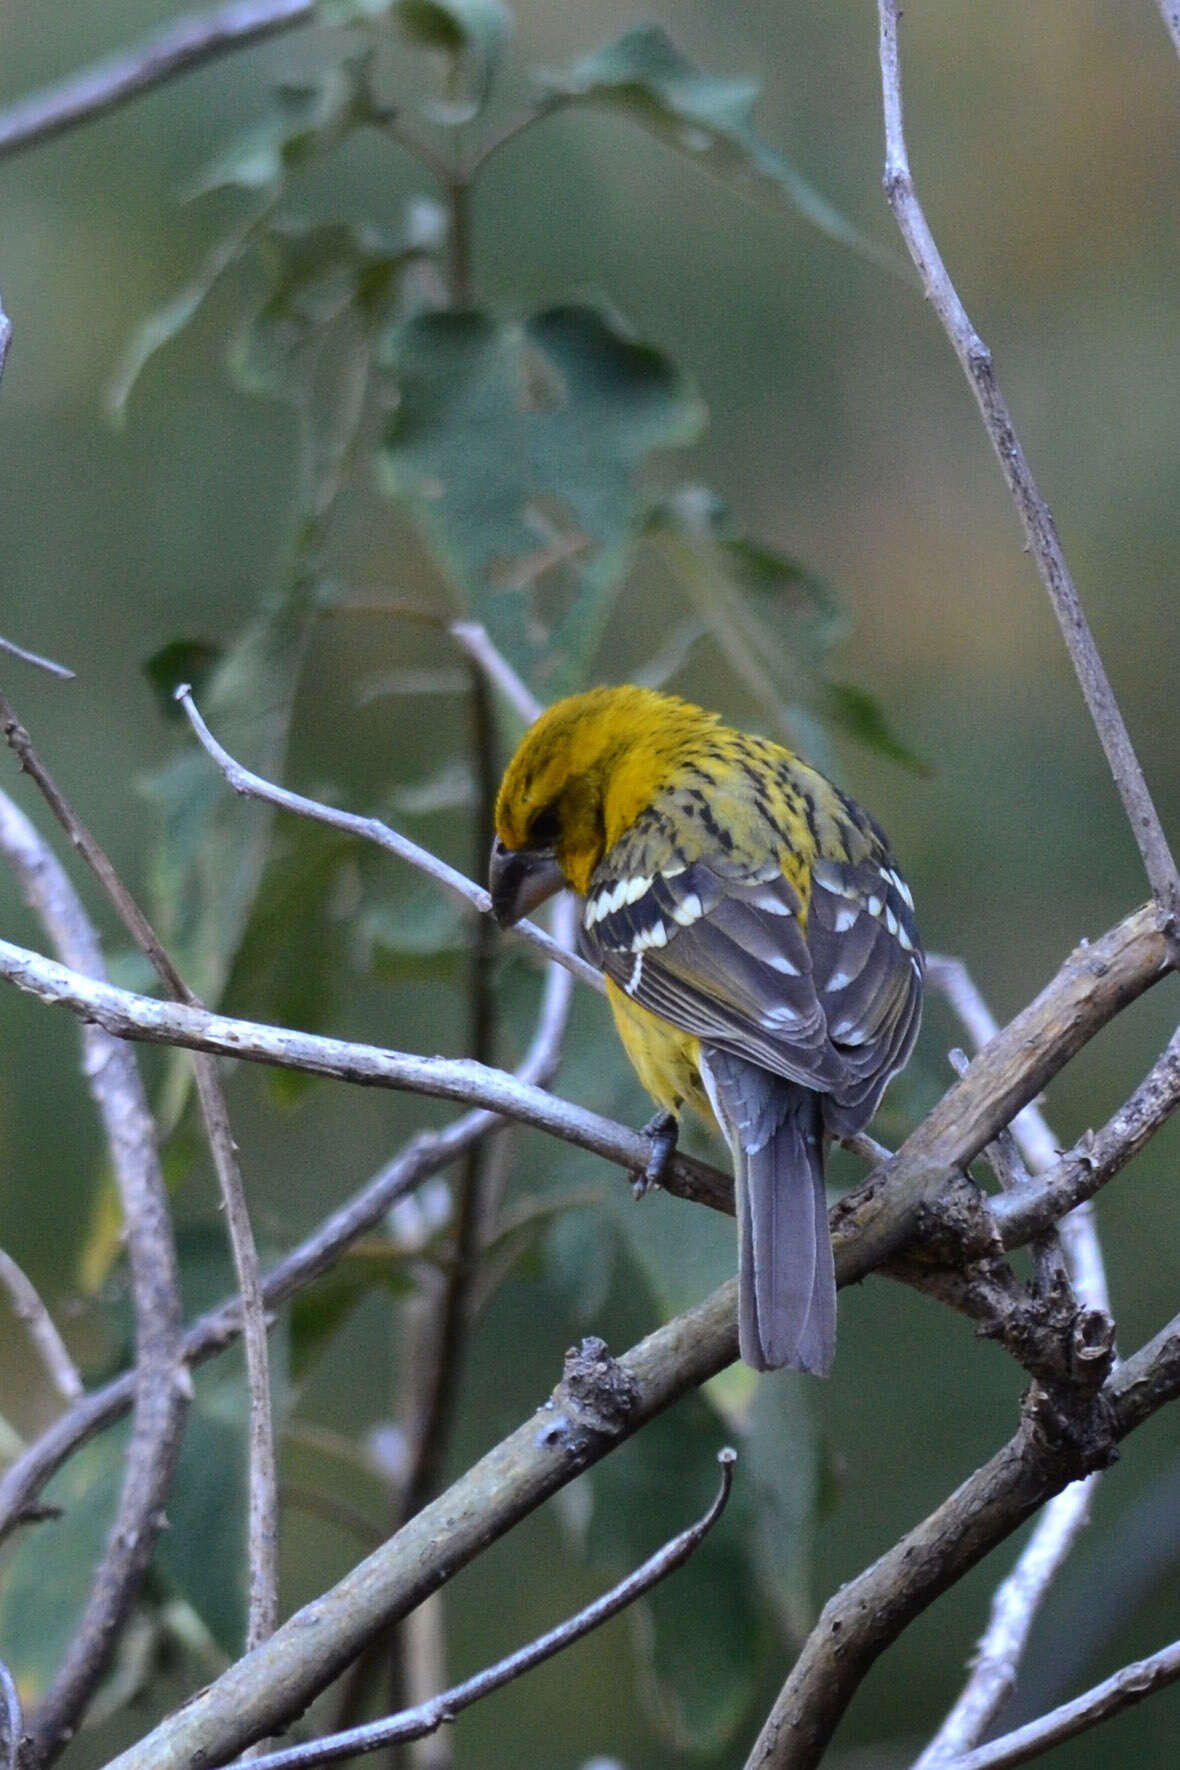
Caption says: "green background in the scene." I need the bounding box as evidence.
[0,2,1178,1767]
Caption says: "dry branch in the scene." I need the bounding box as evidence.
[0,943,575,1541]
[0,1,316,163]
[877,0,1180,936]
[0,793,188,1769]
[232,1450,735,1770]
[744,1309,1180,1770]
[948,1632,1180,1770]
[100,1315,741,1770]
[0,688,279,1654]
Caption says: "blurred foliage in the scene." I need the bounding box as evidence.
[0,1,1178,1767]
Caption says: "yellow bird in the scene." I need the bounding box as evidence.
[489,686,923,1374]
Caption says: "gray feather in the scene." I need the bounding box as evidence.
[699,1049,835,1375]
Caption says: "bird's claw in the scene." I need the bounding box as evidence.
[632,1111,679,1198]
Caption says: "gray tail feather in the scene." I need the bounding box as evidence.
[699,1051,836,1375]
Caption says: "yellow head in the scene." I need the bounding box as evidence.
[490,685,719,916]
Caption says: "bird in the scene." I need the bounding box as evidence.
[488,685,923,1375]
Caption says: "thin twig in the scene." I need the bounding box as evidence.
[990,1022,1180,1252]
[878,0,1180,939]
[919,955,1118,1764]
[1157,2,1180,57]
[174,684,601,994]
[0,1248,83,1403]
[447,622,541,723]
[0,689,278,1654]
[0,288,10,390]
[0,636,74,681]
[222,1449,736,1770]
[0,0,316,163]
[0,791,187,1768]
[947,1632,1180,1770]
[0,1657,21,1770]
[0,926,576,1542]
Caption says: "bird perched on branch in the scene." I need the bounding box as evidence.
[489,686,923,1375]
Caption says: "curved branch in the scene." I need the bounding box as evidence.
[948,1632,1180,1770]
[175,685,602,995]
[0,1247,83,1403]
[0,793,187,1769]
[235,1449,736,1770]
[878,0,1180,937]
[99,1308,741,1770]
[0,1,316,163]
[0,897,579,1539]
[745,1310,1180,1769]
[0,688,278,1652]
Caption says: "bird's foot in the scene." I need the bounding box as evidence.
[632,1111,679,1198]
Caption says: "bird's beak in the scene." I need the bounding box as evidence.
[488,836,566,927]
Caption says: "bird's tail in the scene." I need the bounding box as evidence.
[698,1049,836,1375]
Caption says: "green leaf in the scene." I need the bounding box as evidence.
[821,679,933,776]
[143,640,224,723]
[545,26,876,257]
[106,212,266,421]
[379,303,704,694]
[361,876,469,985]
[230,219,430,406]
[0,1431,126,1705]
[646,486,840,754]
[188,56,374,202]
[394,0,513,123]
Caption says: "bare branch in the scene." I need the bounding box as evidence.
[0,0,316,164]
[0,635,74,680]
[920,957,1120,1763]
[991,1022,1180,1251]
[0,926,577,1541]
[877,0,1180,938]
[0,689,278,1653]
[744,1308,1180,1770]
[226,1449,736,1770]
[0,1247,83,1403]
[0,1656,21,1770]
[0,286,10,389]
[174,684,602,995]
[0,792,187,1767]
[1157,2,1180,58]
[949,1633,1180,1770]
[100,1317,740,1770]
[912,1473,1101,1769]
[447,622,541,724]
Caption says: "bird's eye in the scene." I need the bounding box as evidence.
[528,804,561,847]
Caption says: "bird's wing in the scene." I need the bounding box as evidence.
[583,815,923,1125]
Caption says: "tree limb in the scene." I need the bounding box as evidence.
[98,1312,741,1770]
[744,1310,1180,1769]
[0,939,575,1542]
[0,793,188,1770]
